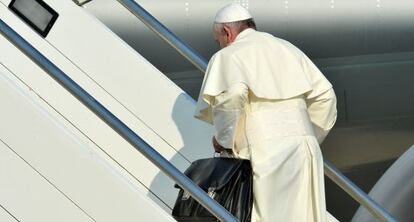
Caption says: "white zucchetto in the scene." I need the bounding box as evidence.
[214,3,252,23]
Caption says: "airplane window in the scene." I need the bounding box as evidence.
[9,0,59,37]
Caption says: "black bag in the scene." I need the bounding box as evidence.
[172,157,253,222]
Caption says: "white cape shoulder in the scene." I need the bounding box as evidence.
[195,29,332,123]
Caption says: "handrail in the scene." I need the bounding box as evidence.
[324,161,397,222]
[116,0,207,73]
[115,1,398,221]
[0,19,238,222]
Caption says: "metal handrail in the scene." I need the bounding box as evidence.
[0,19,238,222]
[116,0,207,73]
[115,1,398,221]
[324,161,397,221]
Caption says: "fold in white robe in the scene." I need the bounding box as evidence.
[212,83,338,222]
[195,28,339,221]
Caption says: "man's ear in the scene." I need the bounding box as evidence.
[223,25,237,44]
[223,25,232,38]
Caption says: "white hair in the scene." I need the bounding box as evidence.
[214,21,244,34]
[213,18,257,35]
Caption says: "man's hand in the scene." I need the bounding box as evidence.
[212,136,226,153]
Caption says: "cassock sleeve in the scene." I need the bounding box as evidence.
[212,82,249,149]
[306,88,337,144]
[301,53,337,144]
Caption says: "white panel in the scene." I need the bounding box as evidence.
[44,0,214,161]
[0,142,93,222]
[0,206,18,222]
[0,0,10,6]
[0,64,176,221]
[0,3,188,208]
[0,0,214,212]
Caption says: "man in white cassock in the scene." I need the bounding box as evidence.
[194,3,339,222]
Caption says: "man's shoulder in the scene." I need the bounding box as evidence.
[210,31,305,63]
[207,48,237,70]
[212,44,241,61]
[262,33,306,58]
[254,31,301,49]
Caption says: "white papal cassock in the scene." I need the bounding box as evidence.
[195,28,339,222]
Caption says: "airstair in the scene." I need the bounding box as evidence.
[0,0,398,221]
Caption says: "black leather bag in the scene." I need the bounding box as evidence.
[172,157,253,222]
